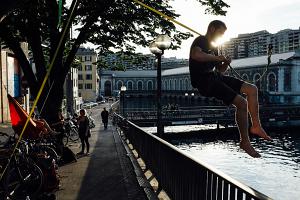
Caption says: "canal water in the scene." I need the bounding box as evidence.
[126,97,300,199]
[143,126,300,200]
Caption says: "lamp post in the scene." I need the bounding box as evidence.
[111,73,115,97]
[149,34,171,137]
[120,85,127,116]
[185,92,194,108]
[191,92,194,106]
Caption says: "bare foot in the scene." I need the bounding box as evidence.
[250,126,272,141]
[240,141,261,158]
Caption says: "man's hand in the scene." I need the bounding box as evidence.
[216,55,231,64]
[216,63,228,73]
[216,56,231,73]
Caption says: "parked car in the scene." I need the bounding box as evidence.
[96,95,105,102]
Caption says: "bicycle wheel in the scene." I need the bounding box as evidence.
[4,157,44,199]
[38,145,59,163]
[69,128,79,142]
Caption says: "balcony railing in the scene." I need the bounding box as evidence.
[114,114,272,200]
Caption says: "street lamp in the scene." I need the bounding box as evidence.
[120,85,127,116]
[149,34,171,137]
[191,92,195,107]
[111,73,116,97]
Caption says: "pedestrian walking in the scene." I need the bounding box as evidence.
[101,107,109,130]
[77,109,90,155]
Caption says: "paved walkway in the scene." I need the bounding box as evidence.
[56,104,147,200]
[0,103,147,200]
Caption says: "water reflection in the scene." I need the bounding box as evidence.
[171,130,300,200]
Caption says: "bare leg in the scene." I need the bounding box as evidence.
[240,83,272,141]
[232,95,261,158]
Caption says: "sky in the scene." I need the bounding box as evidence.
[133,0,300,58]
[81,0,300,59]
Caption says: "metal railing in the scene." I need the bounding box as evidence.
[114,114,272,200]
[124,105,300,125]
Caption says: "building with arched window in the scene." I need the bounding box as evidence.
[100,70,156,96]
[267,72,277,92]
[100,50,300,104]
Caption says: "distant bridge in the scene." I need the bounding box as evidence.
[124,105,300,127]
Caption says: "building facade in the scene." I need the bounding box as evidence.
[63,67,82,114]
[98,53,156,71]
[222,28,300,59]
[76,47,99,102]
[100,70,157,97]
[1,45,30,123]
[100,50,300,104]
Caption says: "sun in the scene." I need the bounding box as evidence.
[211,35,230,47]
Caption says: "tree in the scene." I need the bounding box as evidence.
[0,0,229,123]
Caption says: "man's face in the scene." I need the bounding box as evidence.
[211,26,226,42]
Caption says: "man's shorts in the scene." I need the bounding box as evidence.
[195,72,244,105]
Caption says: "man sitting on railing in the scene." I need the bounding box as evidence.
[189,20,272,158]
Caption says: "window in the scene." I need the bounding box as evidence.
[284,69,291,92]
[137,81,143,90]
[174,80,177,90]
[242,74,249,81]
[78,65,82,71]
[85,84,93,89]
[185,79,189,90]
[86,74,92,80]
[85,65,92,71]
[117,81,123,90]
[127,81,133,90]
[85,56,92,61]
[78,74,83,80]
[268,73,277,92]
[179,79,183,90]
[147,81,153,90]
[78,84,83,89]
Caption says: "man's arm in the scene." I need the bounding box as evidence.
[190,47,228,63]
[216,56,231,73]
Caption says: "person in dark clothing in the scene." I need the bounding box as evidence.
[77,109,90,155]
[189,20,272,158]
[101,107,109,130]
[51,109,65,155]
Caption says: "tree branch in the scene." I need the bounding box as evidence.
[44,0,60,60]
[61,16,97,82]
[49,0,79,83]
[26,7,47,83]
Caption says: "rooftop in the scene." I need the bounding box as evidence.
[101,70,157,78]
[76,47,97,55]
[162,51,297,76]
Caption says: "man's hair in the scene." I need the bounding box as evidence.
[207,20,227,31]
